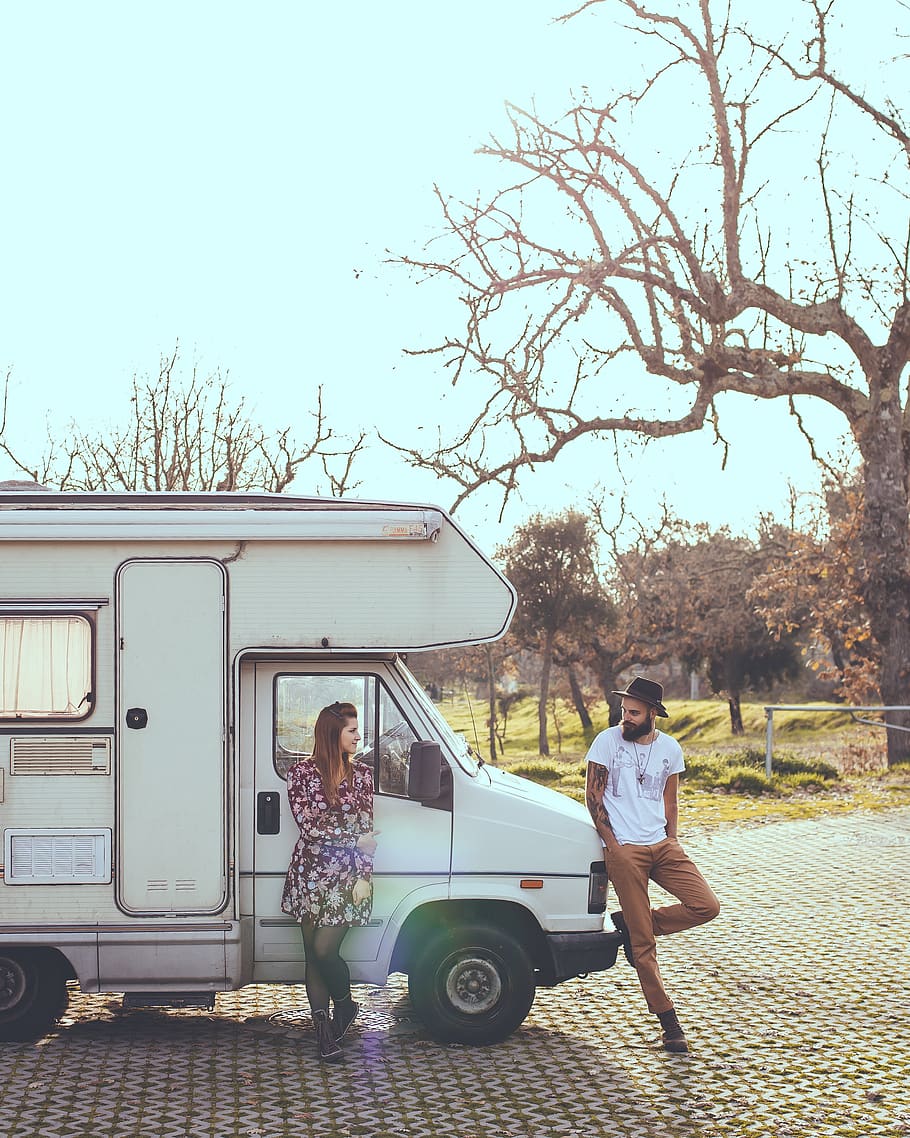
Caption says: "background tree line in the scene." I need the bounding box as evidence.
[1,346,363,497]
[410,477,874,760]
[0,348,883,762]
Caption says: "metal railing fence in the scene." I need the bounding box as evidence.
[763,704,910,776]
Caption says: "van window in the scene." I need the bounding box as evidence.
[274,672,418,796]
[0,615,93,720]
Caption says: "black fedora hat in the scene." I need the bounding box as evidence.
[611,676,669,717]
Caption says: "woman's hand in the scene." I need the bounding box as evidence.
[355,831,380,856]
[351,878,372,906]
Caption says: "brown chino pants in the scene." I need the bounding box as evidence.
[605,837,720,1014]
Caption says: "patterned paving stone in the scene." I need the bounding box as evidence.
[0,807,907,1138]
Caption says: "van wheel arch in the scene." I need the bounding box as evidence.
[0,949,71,1042]
[392,899,546,975]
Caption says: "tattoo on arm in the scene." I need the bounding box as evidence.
[585,763,614,841]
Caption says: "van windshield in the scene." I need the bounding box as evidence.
[397,661,479,775]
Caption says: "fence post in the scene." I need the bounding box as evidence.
[764,707,774,777]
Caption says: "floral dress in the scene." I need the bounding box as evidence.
[280,758,375,926]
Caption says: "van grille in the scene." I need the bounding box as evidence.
[10,736,111,775]
[4,828,112,884]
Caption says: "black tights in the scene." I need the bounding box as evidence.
[300,920,351,1014]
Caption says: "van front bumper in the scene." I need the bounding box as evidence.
[543,929,623,985]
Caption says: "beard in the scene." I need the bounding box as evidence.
[621,717,654,741]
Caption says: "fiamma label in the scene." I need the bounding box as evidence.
[382,522,434,539]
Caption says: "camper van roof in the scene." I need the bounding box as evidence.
[0,488,516,646]
[0,490,456,544]
[0,490,430,513]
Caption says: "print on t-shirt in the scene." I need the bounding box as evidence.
[612,743,671,802]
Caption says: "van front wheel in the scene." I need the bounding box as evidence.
[0,951,68,1042]
[407,922,536,1044]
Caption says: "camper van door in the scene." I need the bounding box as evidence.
[250,661,452,970]
[115,559,228,916]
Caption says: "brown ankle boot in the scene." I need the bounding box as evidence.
[657,1008,689,1053]
[312,1009,343,1062]
[610,910,636,967]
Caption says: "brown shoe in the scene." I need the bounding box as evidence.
[657,1009,689,1053]
[610,910,635,967]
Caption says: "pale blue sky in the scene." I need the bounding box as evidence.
[0,1,886,551]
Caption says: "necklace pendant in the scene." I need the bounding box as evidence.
[638,773,644,784]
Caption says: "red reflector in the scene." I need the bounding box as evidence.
[520,879,544,889]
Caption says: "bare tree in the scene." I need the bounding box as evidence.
[647,527,803,733]
[1,347,364,494]
[395,0,910,764]
[590,498,692,720]
[749,474,880,703]
[499,510,612,755]
[408,640,519,762]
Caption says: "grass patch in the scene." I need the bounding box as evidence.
[507,759,564,783]
[682,748,839,794]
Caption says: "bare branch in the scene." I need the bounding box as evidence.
[0,348,361,496]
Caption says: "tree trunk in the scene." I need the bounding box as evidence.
[566,664,593,730]
[551,696,563,752]
[485,644,498,761]
[592,647,615,703]
[538,632,555,755]
[858,386,910,767]
[727,693,745,736]
[591,651,622,724]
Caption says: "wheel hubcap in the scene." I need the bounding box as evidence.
[0,958,27,1013]
[444,955,502,1016]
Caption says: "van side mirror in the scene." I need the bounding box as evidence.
[407,740,443,801]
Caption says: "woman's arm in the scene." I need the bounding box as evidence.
[352,763,375,880]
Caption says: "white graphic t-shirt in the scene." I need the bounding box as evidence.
[586,724,685,844]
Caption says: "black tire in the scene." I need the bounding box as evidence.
[407,922,536,1044]
[0,950,69,1042]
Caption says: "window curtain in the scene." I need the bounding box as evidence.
[0,617,91,717]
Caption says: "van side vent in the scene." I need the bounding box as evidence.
[10,736,111,776]
[175,879,197,891]
[146,880,169,891]
[4,828,112,885]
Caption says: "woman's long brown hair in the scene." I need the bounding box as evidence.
[312,701,358,805]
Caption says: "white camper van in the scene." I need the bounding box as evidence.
[0,490,620,1044]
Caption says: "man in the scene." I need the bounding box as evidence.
[585,676,719,1053]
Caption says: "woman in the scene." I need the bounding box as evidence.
[281,700,378,1062]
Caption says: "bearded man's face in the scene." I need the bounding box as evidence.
[620,698,655,741]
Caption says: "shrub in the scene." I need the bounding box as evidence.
[769,754,838,780]
[683,747,838,786]
[718,767,775,795]
[681,753,733,782]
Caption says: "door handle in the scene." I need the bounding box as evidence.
[125,707,148,730]
[257,791,281,835]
